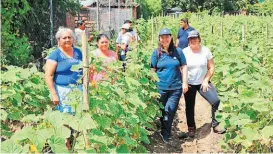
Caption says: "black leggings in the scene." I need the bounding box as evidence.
[184,83,220,129]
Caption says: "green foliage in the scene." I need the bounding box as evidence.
[165,0,259,13]
[247,0,273,15]
[0,65,51,140]
[1,41,160,153]
[1,0,32,66]
[136,14,273,152]
[135,0,162,19]
[1,0,80,66]
[1,12,273,153]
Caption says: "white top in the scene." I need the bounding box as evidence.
[116,32,132,56]
[116,31,139,43]
[182,46,213,85]
[74,28,88,46]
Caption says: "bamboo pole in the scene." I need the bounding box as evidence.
[220,22,223,39]
[81,32,89,111]
[266,23,269,40]
[152,15,154,44]
[242,24,246,42]
[96,0,100,31]
[108,0,111,37]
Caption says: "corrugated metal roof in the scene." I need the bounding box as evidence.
[81,0,137,7]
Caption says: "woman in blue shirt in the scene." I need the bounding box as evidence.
[150,28,188,143]
[45,27,82,115]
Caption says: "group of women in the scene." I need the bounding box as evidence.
[45,20,225,147]
[151,28,226,143]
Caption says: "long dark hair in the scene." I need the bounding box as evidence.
[157,35,176,54]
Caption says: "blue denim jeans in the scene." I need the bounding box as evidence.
[184,83,220,129]
[159,88,182,136]
[54,84,83,115]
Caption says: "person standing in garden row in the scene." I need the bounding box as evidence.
[89,34,118,86]
[176,18,195,50]
[45,27,83,149]
[115,23,133,61]
[182,30,226,137]
[74,19,93,46]
[123,20,141,42]
[150,28,188,143]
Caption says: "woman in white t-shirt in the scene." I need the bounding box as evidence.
[182,30,226,138]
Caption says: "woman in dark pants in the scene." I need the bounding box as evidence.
[150,28,188,143]
[182,30,226,138]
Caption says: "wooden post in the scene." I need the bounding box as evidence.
[96,0,100,31]
[155,18,158,34]
[81,32,89,111]
[242,24,246,42]
[108,0,111,37]
[266,23,269,40]
[135,28,139,44]
[220,22,223,39]
[152,15,154,44]
[211,25,214,34]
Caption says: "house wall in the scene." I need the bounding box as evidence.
[87,7,133,32]
[66,7,135,38]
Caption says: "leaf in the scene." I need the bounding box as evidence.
[95,116,112,128]
[70,62,83,72]
[29,128,54,151]
[233,119,252,126]
[1,109,8,121]
[78,115,97,131]
[123,136,136,145]
[128,93,147,109]
[116,144,129,153]
[261,125,273,139]
[125,77,141,87]
[11,126,34,141]
[29,65,38,74]
[45,111,64,127]
[139,78,149,84]
[54,126,71,139]
[48,136,68,153]
[0,139,23,153]
[7,112,20,120]
[115,87,126,98]
[22,114,41,123]
[241,127,259,140]
[251,102,269,112]
[12,93,22,106]
[22,144,30,153]
[89,135,111,145]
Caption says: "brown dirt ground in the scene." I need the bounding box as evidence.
[145,93,224,153]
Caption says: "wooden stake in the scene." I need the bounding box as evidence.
[220,22,223,39]
[242,25,246,42]
[266,23,269,40]
[211,25,214,34]
[152,15,154,44]
[81,32,89,111]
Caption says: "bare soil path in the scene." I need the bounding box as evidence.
[145,93,223,153]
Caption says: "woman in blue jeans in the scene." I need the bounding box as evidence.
[182,30,226,138]
[150,28,188,143]
[45,27,83,149]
